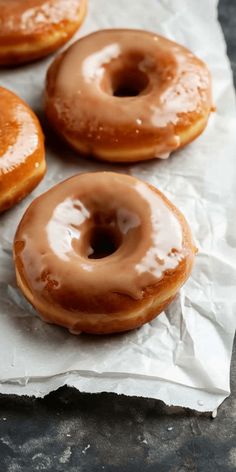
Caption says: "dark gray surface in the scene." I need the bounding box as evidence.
[219,0,236,86]
[0,1,236,471]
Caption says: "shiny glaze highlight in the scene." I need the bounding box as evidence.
[0,0,86,65]
[45,29,212,161]
[14,172,192,315]
[0,0,83,39]
[0,86,45,211]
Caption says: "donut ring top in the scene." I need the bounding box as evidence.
[0,87,45,212]
[46,29,212,163]
[14,172,196,334]
[0,0,87,64]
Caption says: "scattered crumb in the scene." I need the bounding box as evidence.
[2,418,6,421]
[82,444,91,454]
[212,409,217,419]
[142,439,148,444]
[167,427,173,431]
[66,434,71,437]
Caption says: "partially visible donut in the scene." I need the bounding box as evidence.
[45,29,212,163]
[0,0,87,65]
[0,87,46,212]
[14,172,196,334]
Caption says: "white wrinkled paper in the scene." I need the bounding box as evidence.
[0,0,235,412]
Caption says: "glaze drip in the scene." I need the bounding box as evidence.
[46,29,212,158]
[15,173,186,306]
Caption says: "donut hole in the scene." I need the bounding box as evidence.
[88,226,122,259]
[111,67,149,97]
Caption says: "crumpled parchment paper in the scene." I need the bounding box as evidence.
[0,0,235,412]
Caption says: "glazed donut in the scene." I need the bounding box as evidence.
[45,29,212,163]
[0,0,87,65]
[0,87,46,212]
[14,172,196,334]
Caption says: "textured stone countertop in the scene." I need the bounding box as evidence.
[0,1,235,471]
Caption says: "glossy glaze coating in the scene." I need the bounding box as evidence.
[0,87,45,212]
[14,173,195,330]
[0,0,83,38]
[0,0,86,64]
[46,29,212,162]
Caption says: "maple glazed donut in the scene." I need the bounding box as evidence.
[45,29,212,163]
[14,172,196,334]
[0,87,45,212]
[0,0,87,65]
